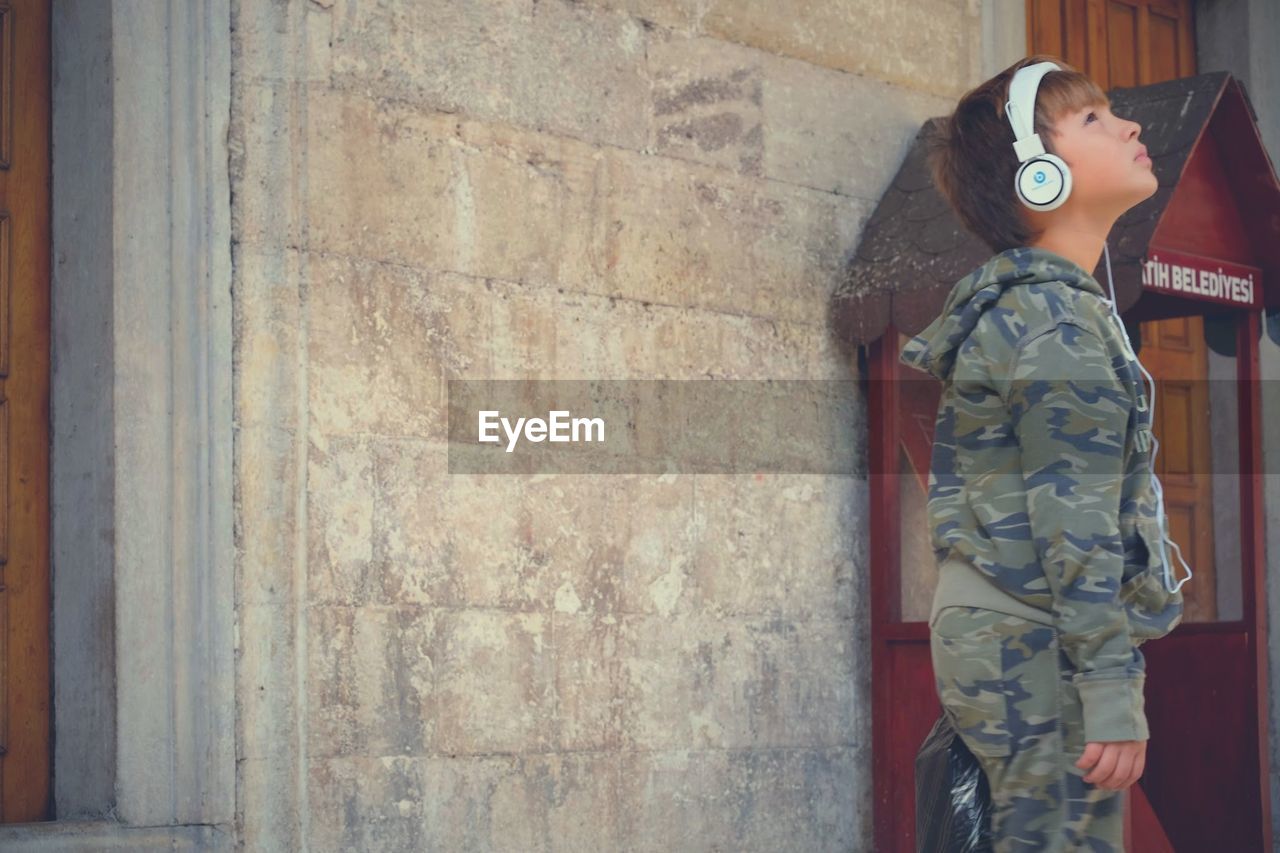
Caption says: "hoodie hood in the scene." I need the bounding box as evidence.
[898,245,1107,381]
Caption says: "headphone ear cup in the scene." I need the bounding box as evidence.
[1015,153,1072,211]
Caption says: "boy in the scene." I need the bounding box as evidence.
[900,54,1188,850]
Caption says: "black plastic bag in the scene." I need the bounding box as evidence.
[915,710,994,852]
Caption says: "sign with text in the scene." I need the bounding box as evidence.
[1143,247,1262,309]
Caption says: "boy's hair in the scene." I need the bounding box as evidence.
[926,54,1111,253]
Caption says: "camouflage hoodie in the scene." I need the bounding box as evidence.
[900,245,1185,744]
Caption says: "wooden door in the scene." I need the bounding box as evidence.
[1130,317,1217,622]
[0,0,52,823]
[1028,0,1196,88]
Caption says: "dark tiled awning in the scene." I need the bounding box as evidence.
[831,71,1280,348]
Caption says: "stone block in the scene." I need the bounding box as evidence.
[238,755,301,852]
[307,755,433,851]
[231,81,305,249]
[434,609,556,754]
[647,32,765,175]
[329,0,651,150]
[308,752,623,851]
[617,613,857,750]
[304,88,601,290]
[233,245,302,432]
[763,50,957,197]
[306,87,870,327]
[617,746,864,851]
[587,148,869,325]
[306,433,375,605]
[307,604,437,757]
[701,0,978,95]
[577,0,701,33]
[551,612,625,751]
[237,601,298,762]
[682,474,860,619]
[233,0,334,84]
[372,440,648,613]
[238,423,302,607]
[306,253,492,440]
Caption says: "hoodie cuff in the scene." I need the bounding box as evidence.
[1073,673,1149,742]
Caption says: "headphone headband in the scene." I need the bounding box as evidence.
[1005,60,1059,162]
[1005,59,1071,210]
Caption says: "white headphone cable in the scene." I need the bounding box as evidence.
[1101,242,1193,595]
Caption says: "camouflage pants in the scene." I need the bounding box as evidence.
[930,605,1127,851]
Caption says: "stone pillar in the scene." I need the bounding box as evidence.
[0,1,236,848]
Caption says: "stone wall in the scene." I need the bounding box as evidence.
[231,0,970,848]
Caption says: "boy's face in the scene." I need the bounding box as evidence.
[1047,101,1157,217]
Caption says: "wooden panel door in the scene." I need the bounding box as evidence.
[0,0,52,823]
[1028,0,1196,87]
[1132,316,1217,623]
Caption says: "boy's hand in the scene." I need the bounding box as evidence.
[1076,740,1146,789]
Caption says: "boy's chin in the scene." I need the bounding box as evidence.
[1108,174,1160,214]
[1131,172,1160,204]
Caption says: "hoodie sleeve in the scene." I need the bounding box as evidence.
[1004,317,1148,743]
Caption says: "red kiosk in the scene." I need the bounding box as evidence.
[833,70,1280,852]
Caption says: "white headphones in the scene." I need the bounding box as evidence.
[1005,60,1073,211]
